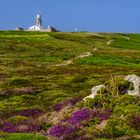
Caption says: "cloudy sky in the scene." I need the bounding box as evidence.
[0,0,140,32]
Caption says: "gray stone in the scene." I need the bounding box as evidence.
[83,85,105,101]
[124,75,140,96]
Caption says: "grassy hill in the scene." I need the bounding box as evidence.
[0,31,140,140]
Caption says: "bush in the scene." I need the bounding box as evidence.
[71,75,88,83]
[105,77,133,96]
[105,118,137,138]
[129,114,140,131]
[3,133,47,140]
[114,94,139,106]
[7,78,31,88]
[19,108,43,117]
[113,104,140,117]
[46,125,77,138]
[85,93,115,109]
[8,116,28,123]
[67,108,92,125]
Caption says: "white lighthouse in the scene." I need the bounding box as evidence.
[28,14,58,32]
[29,14,44,31]
[36,14,42,26]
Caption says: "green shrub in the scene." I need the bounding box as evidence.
[114,94,139,106]
[8,115,29,123]
[85,93,115,109]
[4,133,47,140]
[0,132,7,139]
[105,77,133,96]
[7,78,31,88]
[105,118,137,138]
[71,75,88,83]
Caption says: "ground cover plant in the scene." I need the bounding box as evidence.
[0,31,140,139]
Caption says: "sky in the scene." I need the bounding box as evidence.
[0,0,140,33]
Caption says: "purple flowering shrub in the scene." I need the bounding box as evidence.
[68,98,80,106]
[46,108,112,138]
[130,114,140,131]
[0,122,17,133]
[53,103,62,111]
[68,109,92,125]
[19,108,43,117]
[92,109,111,122]
[66,108,111,126]
[0,120,41,133]
[17,121,41,133]
[1,108,43,120]
[0,87,34,96]
[53,98,80,111]
[15,87,34,94]
[46,125,77,138]
[46,109,91,138]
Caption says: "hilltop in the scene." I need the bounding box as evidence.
[0,31,140,140]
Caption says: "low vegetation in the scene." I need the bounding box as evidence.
[0,31,140,139]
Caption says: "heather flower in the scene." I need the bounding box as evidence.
[0,90,13,95]
[0,87,34,95]
[67,98,80,106]
[47,125,76,138]
[15,87,34,94]
[0,122,17,133]
[20,108,43,117]
[68,109,92,125]
[17,122,41,133]
[14,119,41,133]
[53,98,80,111]
[53,103,62,111]
[92,109,110,121]
[0,120,41,133]
[130,114,140,130]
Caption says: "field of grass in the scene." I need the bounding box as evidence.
[0,31,140,140]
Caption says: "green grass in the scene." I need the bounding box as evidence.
[0,31,140,109]
[76,54,140,68]
[111,39,140,50]
[0,31,140,139]
[0,133,47,140]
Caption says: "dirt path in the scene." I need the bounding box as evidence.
[76,52,92,59]
[52,52,92,67]
[106,40,114,45]
[106,36,130,46]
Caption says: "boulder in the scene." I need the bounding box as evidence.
[83,85,105,101]
[124,75,140,96]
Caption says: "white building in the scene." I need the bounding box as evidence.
[29,25,44,31]
[29,14,45,31]
[28,14,58,32]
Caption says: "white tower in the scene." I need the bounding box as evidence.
[35,14,42,26]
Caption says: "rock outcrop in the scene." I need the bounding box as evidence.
[84,75,140,101]
[124,74,140,96]
[83,85,105,101]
